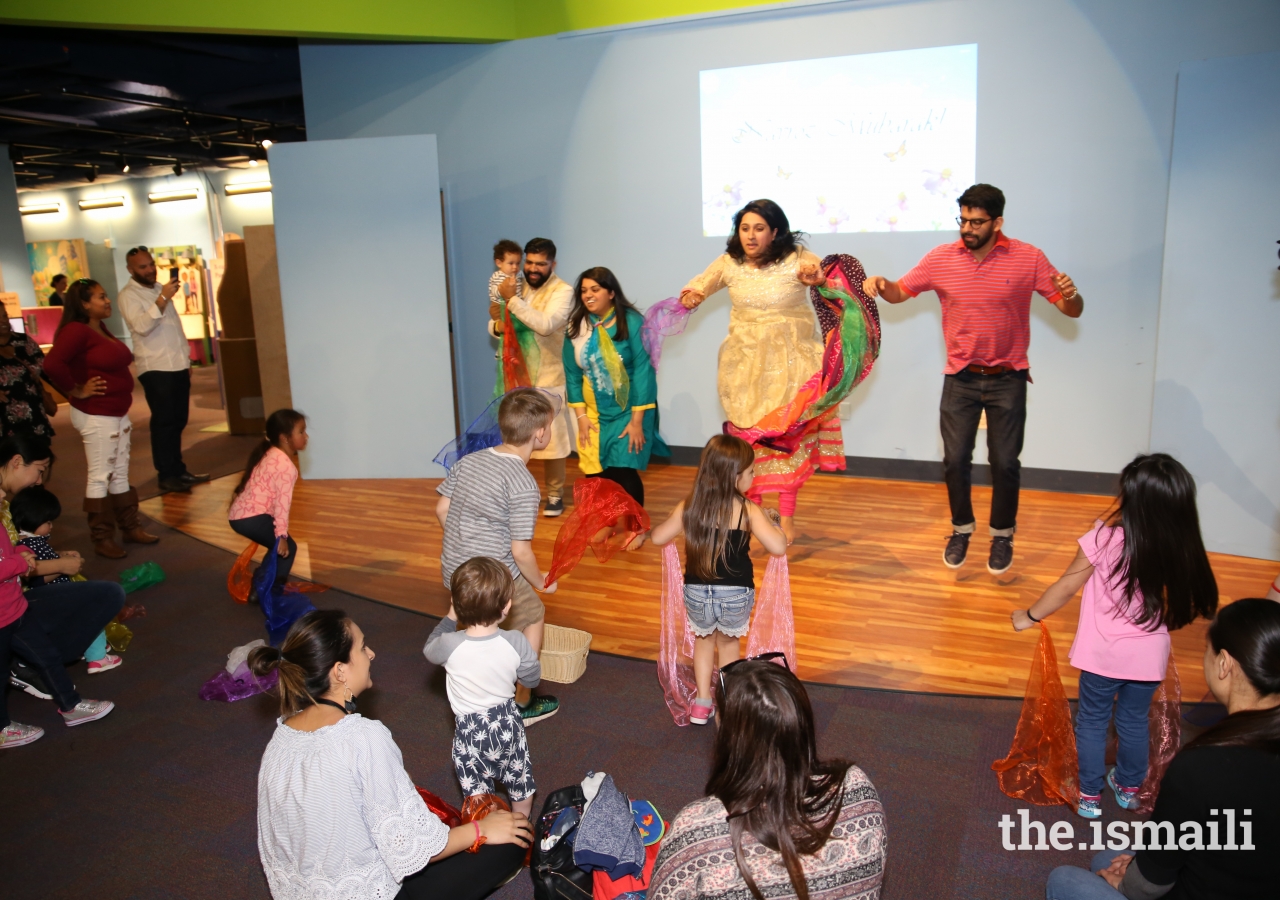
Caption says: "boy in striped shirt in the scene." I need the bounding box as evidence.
[435,387,560,725]
[863,184,1083,576]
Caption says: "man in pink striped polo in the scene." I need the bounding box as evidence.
[863,184,1083,575]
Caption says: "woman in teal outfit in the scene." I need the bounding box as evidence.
[563,267,664,544]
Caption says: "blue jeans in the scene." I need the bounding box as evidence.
[1075,669,1159,796]
[0,580,125,723]
[1046,849,1127,899]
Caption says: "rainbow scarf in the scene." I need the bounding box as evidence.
[494,300,541,398]
[582,311,629,410]
[725,254,881,452]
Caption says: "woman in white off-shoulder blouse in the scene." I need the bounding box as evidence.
[251,609,532,900]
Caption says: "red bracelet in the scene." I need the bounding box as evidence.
[466,820,487,854]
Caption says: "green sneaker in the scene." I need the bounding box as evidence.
[519,694,559,726]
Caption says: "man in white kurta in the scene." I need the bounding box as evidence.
[490,237,575,516]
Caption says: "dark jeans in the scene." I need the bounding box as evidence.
[138,368,191,479]
[940,370,1027,533]
[0,580,125,724]
[587,467,645,507]
[399,842,525,900]
[1075,670,1160,796]
[1046,849,1129,899]
[229,514,295,587]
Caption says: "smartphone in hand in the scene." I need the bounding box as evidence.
[169,267,179,281]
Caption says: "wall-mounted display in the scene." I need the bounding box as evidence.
[27,239,89,303]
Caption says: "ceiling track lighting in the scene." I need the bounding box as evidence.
[224,181,272,196]
[173,161,184,176]
[148,189,199,204]
[18,202,62,215]
[78,196,125,210]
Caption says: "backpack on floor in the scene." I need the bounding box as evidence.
[530,784,592,900]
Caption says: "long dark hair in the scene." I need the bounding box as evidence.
[57,278,101,336]
[567,267,640,340]
[233,408,306,498]
[1104,453,1218,631]
[249,609,354,717]
[726,199,805,266]
[1184,599,1280,754]
[683,435,755,582]
[708,660,851,900]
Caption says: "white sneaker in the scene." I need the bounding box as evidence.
[60,699,115,727]
[0,721,44,748]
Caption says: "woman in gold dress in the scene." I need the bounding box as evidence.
[679,200,840,543]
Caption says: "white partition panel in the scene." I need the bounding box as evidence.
[270,134,454,478]
[1151,52,1280,560]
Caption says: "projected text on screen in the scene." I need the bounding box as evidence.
[700,44,977,235]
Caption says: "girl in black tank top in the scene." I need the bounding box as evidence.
[651,436,789,724]
[683,504,753,588]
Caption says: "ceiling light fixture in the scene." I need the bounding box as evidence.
[148,189,199,203]
[173,162,184,176]
[78,196,125,210]
[18,201,62,216]
[224,181,271,196]
[260,139,273,150]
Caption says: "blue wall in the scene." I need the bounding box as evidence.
[269,134,454,479]
[0,153,36,307]
[299,0,1280,483]
[1150,51,1280,560]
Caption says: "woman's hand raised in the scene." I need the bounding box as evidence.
[70,376,107,400]
[479,810,534,848]
[797,260,827,287]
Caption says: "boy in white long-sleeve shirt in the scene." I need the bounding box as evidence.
[424,556,541,817]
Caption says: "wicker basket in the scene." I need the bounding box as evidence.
[539,624,592,684]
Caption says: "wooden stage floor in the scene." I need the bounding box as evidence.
[141,459,1275,699]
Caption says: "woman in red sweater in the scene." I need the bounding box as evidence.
[43,279,159,558]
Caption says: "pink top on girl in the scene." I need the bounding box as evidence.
[1068,521,1170,682]
[0,520,31,628]
[227,447,297,538]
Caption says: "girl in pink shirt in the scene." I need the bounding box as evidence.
[1011,454,1218,819]
[228,410,308,597]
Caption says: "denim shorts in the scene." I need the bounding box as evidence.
[683,584,755,638]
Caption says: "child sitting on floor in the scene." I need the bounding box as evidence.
[1012,453,1219,819]
[425,556,541,818]
[651,434,788,725]
[435,386,559,726]
[12,485,120,675]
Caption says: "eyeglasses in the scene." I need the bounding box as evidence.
[956,216,991,229]
[125,245,149,258]
[717,651,790,696]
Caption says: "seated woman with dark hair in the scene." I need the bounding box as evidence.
[252,609,531,900]
[0,431,121,749]
[648,657,887,900]
[1046,598,1280,900]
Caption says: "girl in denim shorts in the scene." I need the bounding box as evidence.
[652,435,788,724]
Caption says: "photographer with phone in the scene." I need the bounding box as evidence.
[118,247,209,495]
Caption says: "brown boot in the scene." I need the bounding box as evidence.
[85,497,127,558]
[111,487,160,545]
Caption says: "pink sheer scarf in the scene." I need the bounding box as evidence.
[657,542,796,726]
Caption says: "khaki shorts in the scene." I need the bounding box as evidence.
[505,574,546,633]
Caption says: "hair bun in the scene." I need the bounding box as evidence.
[247,644,284,677]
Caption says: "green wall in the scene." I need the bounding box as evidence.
[0,0,788,41]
